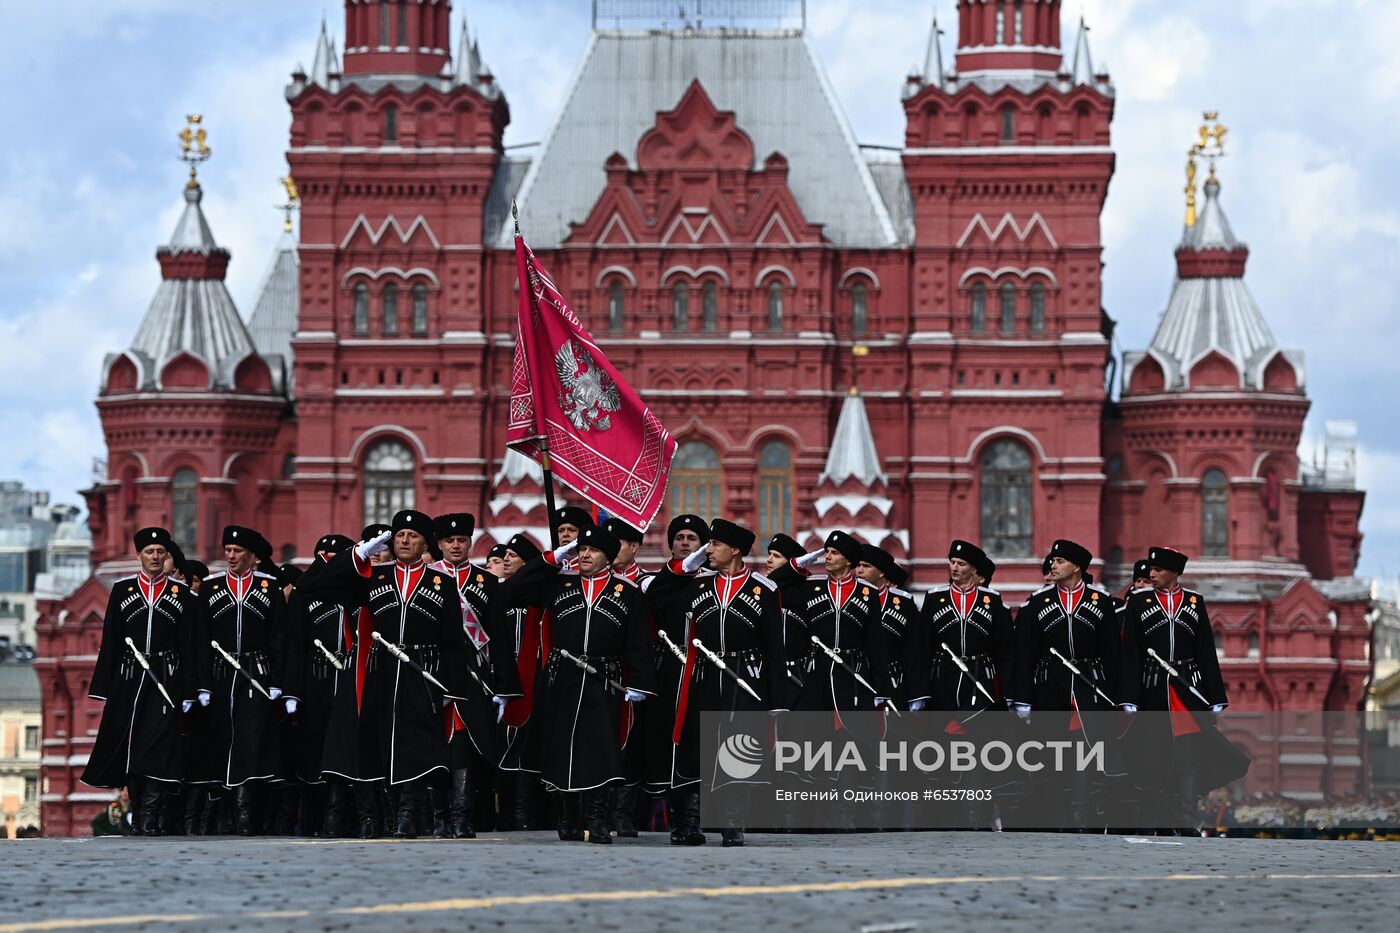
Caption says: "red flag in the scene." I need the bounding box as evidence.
[509,235,676,530]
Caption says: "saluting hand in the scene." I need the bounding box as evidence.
[355,530,393,561]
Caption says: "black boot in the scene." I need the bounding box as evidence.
[301,785,327,838]
[584,789,613,844]
[394,781,421,838]
[426,776,452,839]
[513,772,535,831]
[183,785,203,835]
[139,781,164,837]
[203,791,225,836]
[667,788,686,845]
[127,778,145,836]
[555,792,584,842]
[354,783,379,839]
[681,788,706,846]
[721,829,745,847]
[612,784,639,838]
[325,783,352,838]
[274,785,300,836]
[381,784,398,838]
[450,768,475,839]
[235,784,257,836]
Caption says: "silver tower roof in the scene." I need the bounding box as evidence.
[819,390,887,487]
[246,231,299,394]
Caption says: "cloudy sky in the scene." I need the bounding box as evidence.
[1,0,1396,581]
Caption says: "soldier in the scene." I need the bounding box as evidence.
[1012,539,1136,828]
[602,517,651,834]
[1120,546,1237,831]
[764,533,805,575]
[484,544,508,580]
[429,511,522,838]
[497,533,547,830]
[646,519,787,846]
[770,531,891,721]
[295,511,475,838]
[640,514,710,840]
[498,526,655,844]
[83,527,206,836]
[192,526,291,835]
[856,544,918,710]
[281,533,356,836]
[906,541,1014,714]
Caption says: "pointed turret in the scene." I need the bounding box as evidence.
[246,231,299,394]
[923,14,944,87]
[1070,17,1094,85]
[810,386,908,560]
[819,389,887,487]
[455,17,478,85]
[310,18,335,86]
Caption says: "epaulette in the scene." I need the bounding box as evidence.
[750,572,777,592]
[613,574,638,589]
[925,583,951,597]
[205,571,229,581]
[890,586,914,600]
[977,585,1002,597]
[252,570,277,581]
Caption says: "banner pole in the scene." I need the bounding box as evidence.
[540,435,560,549]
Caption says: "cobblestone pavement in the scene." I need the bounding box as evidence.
[5,832,1398,932]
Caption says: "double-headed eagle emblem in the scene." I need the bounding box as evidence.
[555,338,621,432]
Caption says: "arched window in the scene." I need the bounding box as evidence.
[970,282,986,332]
[1000,282,1016,333]
[979,440,1033,556]
[702,281,718,332]
[171,468,198,554]
[767,281,784,331]
[1202,468,1229,556]
[608,280,625,332]
[364,439,416,525]
[669,441,723,521]
[673,283,689,331]
[1001,105,1015,143]
[384,104,398,144]
[411,283,428,336]
[851,283,868,334]
[382,284,399,335]
[353,283,370,335]
[756,441,793,542]
[1030,282,1046,332]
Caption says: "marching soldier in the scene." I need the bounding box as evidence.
[429,511,523,838]
[497,526,656,844]
[1012,539,1136,828]
[605,517,650,585]
[497,533,547,830]
[193,525,291,835]
[764,533,806,575]
[281,533,356,836]
[640,514,710,840]
[856,544,918,710]
[484,544,508,580]
[295,510,475,838]
[770,531,891,721]
[1120,546,1241,831]
[646,519,787,846]
[83,527,206,836]
[603,517,651,834]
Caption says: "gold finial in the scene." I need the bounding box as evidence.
[278,175,300,233]
[1185,110,1227,225]
[178,114,211,187]
[850,344,870,395]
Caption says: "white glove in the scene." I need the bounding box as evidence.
[442,696,453,709]
[1211,704,1224,714]
[552,540,578,562]
[493,695,508,723]
[268,687,283,701]
[182,699,194,713]
[355,530,393,561]
[1120,703,1137,714]
[908,699,927,712]
[1013,703,1031,723]
[681,548,709,573]
[796,549,825,570]
[624,688,646,703]
[285,697,298,715]
[197,690,211,707]
[873,696,889,709]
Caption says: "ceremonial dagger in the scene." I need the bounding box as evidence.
[656,628,688,665]
[371,632,451,695]
[1146,648,1214,708]
[312,637,345,671]
[124,637,176,709]
[210,640,274,699]
[557,648,625,693]
[1049,647,1118,707]
[939,642,999,707]
[692,636,764,704]
[810,635,899,715]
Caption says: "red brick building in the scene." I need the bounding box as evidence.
[36,0,1369,833]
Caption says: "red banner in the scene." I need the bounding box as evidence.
[508,235,676,530]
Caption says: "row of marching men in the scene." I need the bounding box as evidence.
[85,511,1235,840]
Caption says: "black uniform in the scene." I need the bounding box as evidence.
[906,584,1014,711]
[499,558,655,793]
[281,585,356,785]
[769,564,891,723]
[84,573,203,790]
[193,569,288,788]
[1012,583,1132,717]
[874,585,919,709]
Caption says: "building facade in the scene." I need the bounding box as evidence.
[0,662,41,837]
[37,0,1371,831]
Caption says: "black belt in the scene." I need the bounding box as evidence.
[1033,656,1104,685]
